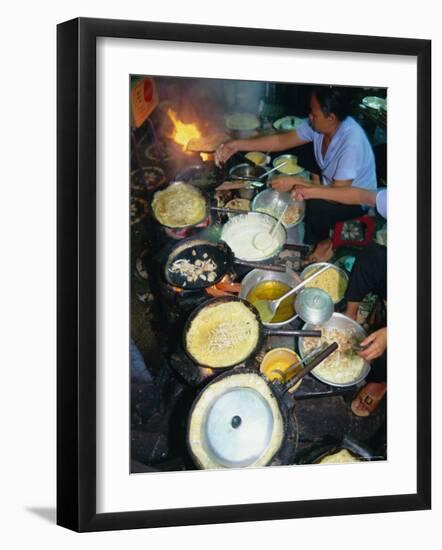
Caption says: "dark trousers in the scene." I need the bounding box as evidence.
[304,199,364,244]
[346,242,387,384]
[346,242,387,303]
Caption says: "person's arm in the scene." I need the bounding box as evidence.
[293,185,377,206]
[215,130,308,165]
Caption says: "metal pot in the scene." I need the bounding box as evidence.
[239,268,303,328]
[298,313,371,387]
[228,163,268,182]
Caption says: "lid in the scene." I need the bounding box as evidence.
[295,288,334,324]
[188,372,284,469]
[205,387,274,468]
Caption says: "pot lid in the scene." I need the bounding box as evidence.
[295,288,334,324]
[188,372,284,469]
[205,387,274,468]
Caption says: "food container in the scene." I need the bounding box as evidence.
[300,262,349,305]
[220,211,287,263]
[260,348,303,391]
[273,154,304,175]
[298,313,371,387]
[273,116,306,131]
[252,188,305,229]
[225,198,251,217]
[239,268,302,328]
[228,163,268,182]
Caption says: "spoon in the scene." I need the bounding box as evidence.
[253,263,333,323]
[258,161,288,179]
[252,205,288,252]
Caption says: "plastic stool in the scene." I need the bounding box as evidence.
[332,215,376,249]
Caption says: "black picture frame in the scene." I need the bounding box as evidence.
[57,17,431,532]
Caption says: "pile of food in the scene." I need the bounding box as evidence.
[318,449,361,464]
[303,265,348,303]
[186,301,260,368]
[302,326,365,384]
[225,198,251,213]
[152,183,207,228]
[169,253,218,285]
[245,151,267,165]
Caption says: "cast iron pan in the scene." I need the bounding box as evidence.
[164,238,288,291]
[182,295,321,369]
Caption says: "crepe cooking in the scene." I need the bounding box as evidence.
[186,301,260,368]
[152,183,207,228]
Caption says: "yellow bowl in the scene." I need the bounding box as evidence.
[260,348,303,392]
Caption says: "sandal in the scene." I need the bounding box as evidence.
[351,383,387,417]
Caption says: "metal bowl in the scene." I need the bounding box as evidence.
[220,211,287,263]
[229,163,268,181]
[239,268,303,328]
[298,313,371,387]
[273,154,304,175]
[174,164,219,191]
[300,262,349,305]
[252,188,305,229]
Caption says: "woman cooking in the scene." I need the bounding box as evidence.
[215,86,377,264]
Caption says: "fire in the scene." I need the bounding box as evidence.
[167,108,201,151]
[200,153,210,162]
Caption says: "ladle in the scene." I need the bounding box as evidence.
[253,263,332,323]
[253,205,288,252]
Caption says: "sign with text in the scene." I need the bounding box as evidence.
[131,78,158,128]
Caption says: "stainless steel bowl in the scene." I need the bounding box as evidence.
[298,313,371,387]
[252,188,305,229]
[239,268,303,328]
[300,262,349,305]
[229,163,267,181]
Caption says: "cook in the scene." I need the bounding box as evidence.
[215,86,377,265]
[295,185,387,417]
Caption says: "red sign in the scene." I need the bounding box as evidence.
[131,77,158,128]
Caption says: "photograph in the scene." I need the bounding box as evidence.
[129,75,388,473]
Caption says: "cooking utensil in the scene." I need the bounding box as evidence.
[283,342,339,392]
[298,313,371,387]
[253,264,332,323]
[272,154,304,175]
[252,188,305,229]
[221,211,287,263]
[164,238,292,291]
[253,205,288,251]
[294,288,334,324]
[259,162,288,179]
[183,296,321,369]
[187,368,291,469]
[228,163,268,182]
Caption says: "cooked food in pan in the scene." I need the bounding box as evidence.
[169,254,218,285]
[152,183,207,228]
[302,326,364,384]
[186,301,260,368]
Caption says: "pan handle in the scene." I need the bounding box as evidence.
[234,260,287,273]
[283,342,338,392]
[210,206,251,215]
[264,329,321,337]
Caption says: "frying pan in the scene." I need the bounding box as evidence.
[183,295,321,369]
[163,238,288,291]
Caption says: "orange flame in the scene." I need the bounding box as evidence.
[200,153,210,162]
[167,108,201,152]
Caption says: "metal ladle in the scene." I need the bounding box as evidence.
[253,263,333,323]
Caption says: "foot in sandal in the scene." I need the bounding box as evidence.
[351,382,387,417]
[303,238,334,266]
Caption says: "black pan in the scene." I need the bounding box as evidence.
[183,295,321,369]
[164,238,288,291]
